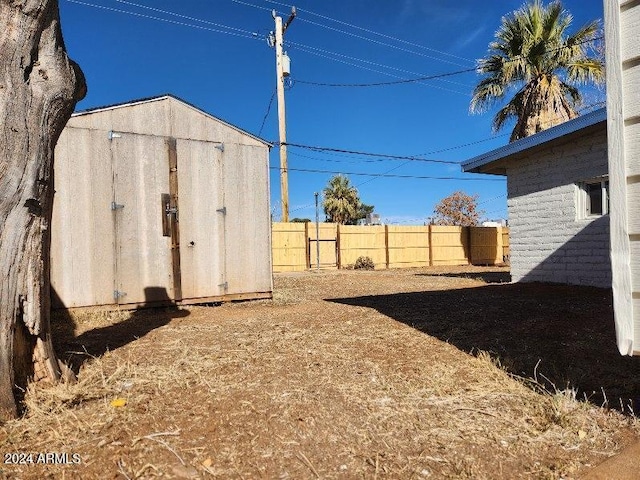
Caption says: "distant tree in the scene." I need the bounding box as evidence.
[433,192,482,226]
[290,217,311,223]
[0,0,86,420]
[323,175,361,224]
[349,203,375,225]
[470,0,604,142]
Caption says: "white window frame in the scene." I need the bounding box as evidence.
[576,177,609,219]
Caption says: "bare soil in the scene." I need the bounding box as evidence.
[1,266,639,479]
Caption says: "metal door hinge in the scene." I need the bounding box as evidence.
[218,282,228,291]
[114,290,127,300]
[108,131,122,140]
[216,206,226,215]
[111,201,125,211]
[215,143,225,152]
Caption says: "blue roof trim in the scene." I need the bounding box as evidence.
[72,94,272,147]
[462,107,607,174]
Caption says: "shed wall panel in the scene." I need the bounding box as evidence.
[169,100,266,147]
[221,143,272,294]
[51,128,115,307]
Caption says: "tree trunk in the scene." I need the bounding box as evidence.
[0,0,86,420]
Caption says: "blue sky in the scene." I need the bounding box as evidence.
[59,0,606,224]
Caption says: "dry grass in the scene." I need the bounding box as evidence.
[1,266,638,479]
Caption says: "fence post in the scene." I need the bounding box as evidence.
[336,223,342,269]
[385,225,390,269]
[304,221,310,270]
[428,224,433,267]
[466,226,472,265]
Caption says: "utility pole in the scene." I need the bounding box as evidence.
[272,6,296,222]
[315,192,320,271]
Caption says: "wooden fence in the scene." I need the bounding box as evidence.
[272,223,509,272]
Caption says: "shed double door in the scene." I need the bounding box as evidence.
[110,134,227,305]
[176,139,227,301]
[111,134,174,305]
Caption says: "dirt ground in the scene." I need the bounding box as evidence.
[1,266,640,479]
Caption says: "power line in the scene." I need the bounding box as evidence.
[114,0,258,35]
[290,151,392,165]
[354,100,606,188]
[293,67,476,88]
[270,166,505,181]
[293,35,604,90]
[258,90,276,136]
[262,0,475,65]
[288,41,473,93]
[65,0,261,40]
[289,44,470,96]
[477,193,507,206]
[282,142,462,165]
[294,16,471,68]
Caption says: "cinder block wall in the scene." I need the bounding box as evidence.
[507,127,611,288]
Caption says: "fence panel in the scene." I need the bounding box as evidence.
[470,226,503,265]
[339,225,387,268]
[387,226,430,268]
[308,223,338,269]
[271,223,508,271]
[502,228,510,263]
[272,222,307,272]
[431,226,469,266]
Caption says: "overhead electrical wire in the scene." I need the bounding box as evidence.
[289,151,395,165]
[281,142,461,165]
[269,166,504,182]
[65,0,262,40]
[293,67,476,88]
[293,35,604,89]
[262,0,476,65]
[287,40,475,89]
[114,0,258,35]
[258,90,276,136]
[290,16,471,68]
[289,43,471,96]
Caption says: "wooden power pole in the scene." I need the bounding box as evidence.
[272,7,296,222]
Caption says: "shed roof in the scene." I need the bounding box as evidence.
[462,108,606,175]
[72,94,272,147]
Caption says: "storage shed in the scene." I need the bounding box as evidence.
[462,108,611,288]
[51,95,273,309]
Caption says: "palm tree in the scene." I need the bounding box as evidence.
[470,0,604,142]
[322,175,360,224]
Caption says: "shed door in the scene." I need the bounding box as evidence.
[176,139,226,300]
[111,133,174,305]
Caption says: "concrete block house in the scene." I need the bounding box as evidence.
[463,108,610,288]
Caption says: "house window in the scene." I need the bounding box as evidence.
[577,179,609,218]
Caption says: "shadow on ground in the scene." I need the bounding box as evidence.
[51,287,189,373]
[416,270,511,284]
[330,282,640,413]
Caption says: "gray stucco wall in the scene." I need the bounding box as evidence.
[506,127,611,287]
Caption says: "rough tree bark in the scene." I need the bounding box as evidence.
[0,0,86,420]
